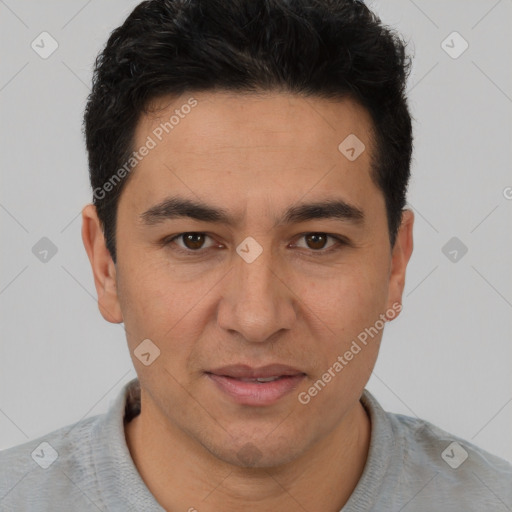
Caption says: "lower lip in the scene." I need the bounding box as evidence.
[206,373,305,406]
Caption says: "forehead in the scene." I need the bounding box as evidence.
[123,91,381,221]
[139,91,373,155]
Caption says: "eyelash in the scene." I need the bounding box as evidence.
[161,232,348,257]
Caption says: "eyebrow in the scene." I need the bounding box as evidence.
[139,195,365,229]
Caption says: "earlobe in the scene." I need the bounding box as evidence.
[386,209,414,318]
[81,204,123,324]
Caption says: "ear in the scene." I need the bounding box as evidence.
[81,204,123,323]
[385,208,414,320]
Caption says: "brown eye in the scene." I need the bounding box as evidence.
[180,233,208,250]
[163,232,220,256]
[304,233,329,250]
[292,233,346,254]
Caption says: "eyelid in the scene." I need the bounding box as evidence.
[162,232,349,255]
[290,232,346,252]
[165,232,219,252]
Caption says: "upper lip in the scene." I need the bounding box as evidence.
[207,364,305,379]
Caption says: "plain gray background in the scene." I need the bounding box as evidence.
[1,0,511,464]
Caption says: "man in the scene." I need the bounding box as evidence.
[1,0,511,510]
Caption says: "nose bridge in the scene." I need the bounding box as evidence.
[236,242,276,303]
[218,237,295,343]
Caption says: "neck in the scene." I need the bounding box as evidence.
[125,391,371,512]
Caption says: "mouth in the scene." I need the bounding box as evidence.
[205,364,306,406]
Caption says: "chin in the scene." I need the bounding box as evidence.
[203,432,308,469]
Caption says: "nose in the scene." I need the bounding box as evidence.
[216,242,297,344]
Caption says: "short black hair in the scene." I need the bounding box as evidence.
[84,0,413,263]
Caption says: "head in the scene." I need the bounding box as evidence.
[82,0,414,468]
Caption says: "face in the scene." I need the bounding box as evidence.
[83,91,413,468]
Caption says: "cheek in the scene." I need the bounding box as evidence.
[294,266,387,418]
[297,260,390,342]
[116,258,172,343]
[116,256,218,362]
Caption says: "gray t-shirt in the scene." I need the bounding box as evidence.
[1,378,511,511]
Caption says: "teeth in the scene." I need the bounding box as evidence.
[238,376,281,383]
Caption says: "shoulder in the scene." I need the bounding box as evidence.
[0,414,104,511]
[0,379,147,512]
[389,411,512,509]
[357,390,512,511]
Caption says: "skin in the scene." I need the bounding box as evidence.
[82,91,414,511]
